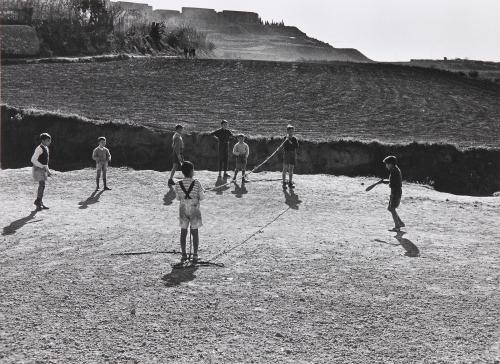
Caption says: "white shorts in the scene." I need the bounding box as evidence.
[179,203,203,229]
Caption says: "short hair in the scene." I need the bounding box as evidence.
[98,136,106,142]
[40,133,51,141]
[286,125,294,130]
[237,133,245,138]
[221,119,228,125]
[175,124,183,131]
[383,156,397,165]
[181,161,194,177]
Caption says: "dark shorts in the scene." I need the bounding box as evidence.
[283,151,296,166]
[172,152,182,166]
[388,193,402,209]
[235,155,247,170]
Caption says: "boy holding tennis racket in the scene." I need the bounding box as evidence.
[381,156,405,231]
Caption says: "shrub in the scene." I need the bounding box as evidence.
[468,70,479,78]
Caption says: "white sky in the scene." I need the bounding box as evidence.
[129,0,500,62]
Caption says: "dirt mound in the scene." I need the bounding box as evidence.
[0,25,40,57]
[2,105,500,196]
[0,167,498,362]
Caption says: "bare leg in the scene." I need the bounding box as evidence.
[102,165,107,188]
[289,165,294,184]
[180,228,188,256]
[96,167,101,188]
[389,208,400,228]
[282,166,288,182]
[191,229,199,257]
[170,165,177,180]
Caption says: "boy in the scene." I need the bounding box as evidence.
[381,156,405,231]
[31,133,52,210]
[168,124,184,186]
[281,125,299,189]
[210,119,233,178]
[174,161,205,263]
[232,134,249,183]
[92,137,112,190]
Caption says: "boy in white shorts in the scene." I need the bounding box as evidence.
[174,161,205,263]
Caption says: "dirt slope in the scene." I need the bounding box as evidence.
[0,168,499,363]
[3,59,499,148]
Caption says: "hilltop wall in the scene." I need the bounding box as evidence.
[2,105,499,196]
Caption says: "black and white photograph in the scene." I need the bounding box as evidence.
[1,0,499,362]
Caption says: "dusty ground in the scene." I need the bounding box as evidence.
[0,167,499,363]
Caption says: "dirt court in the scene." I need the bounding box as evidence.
[0,167,498,363]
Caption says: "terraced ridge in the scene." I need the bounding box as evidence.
[2,58,499,147]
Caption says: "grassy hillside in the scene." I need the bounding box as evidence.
[1,168,498,362]
[2,58,500,147]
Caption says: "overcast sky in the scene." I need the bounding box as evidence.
[131,0,500,62]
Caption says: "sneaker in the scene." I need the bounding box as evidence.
[389,227,400,232]
[104,186,111,191]
[399,222,406,228]
[41,203,49,210]
[168,179,175,186]
[223,173,231,178]
[180,254,188,263]
[282,182,287,189]
[288,182,295,189]
[242,176,249,183]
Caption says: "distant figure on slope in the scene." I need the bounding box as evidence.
[381,156,405,231]
[232,133,249,183]
[92,137,112,191]
[210,119,233,178]
[168,124,185,186]
[174,161,205,263]
[31,133,52,210]
[183,48,189,59]
[280,125,299,189]
[189,48,196,58]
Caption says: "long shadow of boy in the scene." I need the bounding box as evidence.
[394,231,420,257]
[375,231,420,257]
[283,189,302,210]
[163,186,176,206]
[162,265,198,287]
[215,175,230,195]
[2,210,41,236]
[231,180,248,198]
[78,190,105,209]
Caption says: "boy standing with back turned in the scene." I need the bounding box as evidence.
[174,161,205,264]
[381,155,405,232]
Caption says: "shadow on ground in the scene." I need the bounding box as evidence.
[375,231,420,257]
[2,210,41,235]
[215,176,230,195]
[164,186,176,205]
[283,189,302,210]
[162,265,198,287]
[231,181,248,198]
[78,190,105,209]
